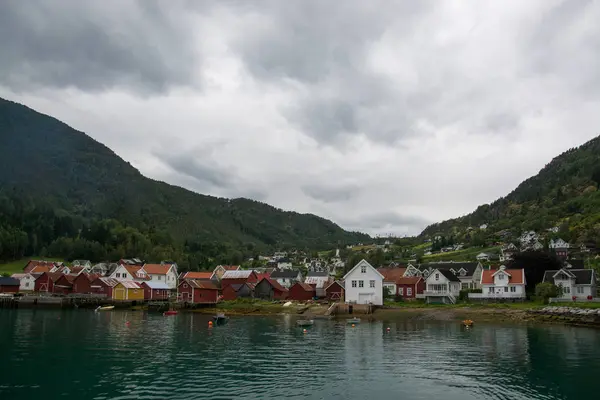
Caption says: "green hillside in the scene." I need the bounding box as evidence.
[420,136,600,247]
[0,98,369,268]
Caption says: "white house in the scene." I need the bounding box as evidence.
[519,231,539,245]
[476,252,491,262]
[270,270,302,288]
[423,269,461,304]
[500,243,518,262]
[543,268,596,300]
[141,263,179,290]
[109,264,149,282]
[11,273,36,292]
[480,224,488,230]
[473,266,526,300]
[342,259,384,305]
[276,260,293,270]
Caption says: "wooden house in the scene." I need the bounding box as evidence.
[395,277,425,299]
[0,277,20,293]
[222,283,255,301]
[343,259,384,305]
[72,273,98,294]
[141,263,178,290]
[90,277,119,298]
[113,281,144,301]
[212,265,241,280]
[23,260,59,274]
[34,272,62,293]
[220,270,259,289]
[325,281,344,301]
[178,279,219,304]
[10,273,36,292]
[141,281,170,300]
[288,282,316,301]
[53,274,75,295]
[254,278,288,300]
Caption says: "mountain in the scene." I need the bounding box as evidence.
[420,136,600,247]
[0,97,369,265]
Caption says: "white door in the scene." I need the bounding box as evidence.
[358,293,372,304]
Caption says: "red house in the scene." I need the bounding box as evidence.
[288,282,316,301]
[141,282,170,300]
[24,260,58,274]
[0,277,20,293]
[178,279,219,304]
[53,274,75,295]
[90,277,119,298]
[222,283,255,301]
[395,277,425,299]
[220,270,259,289]
[254,278,288,300]
[325,281,345,301]
[72,273,98,294]
[34,272,62,293]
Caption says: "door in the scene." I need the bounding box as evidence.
[358,293,372,304]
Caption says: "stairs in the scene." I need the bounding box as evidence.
[325,302,338,316]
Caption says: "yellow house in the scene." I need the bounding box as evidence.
[113,281,144,301]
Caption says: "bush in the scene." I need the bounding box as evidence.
[458,288,483,302]
[535,282,561,304]
[383,286,394,299]
[394,295,404,303]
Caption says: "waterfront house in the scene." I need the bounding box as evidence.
[34,272,62,293]
[220,270,259,289]
[474,266,526,300]
[304,271,332,298]
[113,281,144,301]
[141,281,170,300]
[288,282,316,301]
[423,269,461,304]
[343,259,384,305]
[72,272,98,294]
[177,279,219,304]
[416,262,483,290]
[109,264,150,282]
[378,267,407,297]
[325,281,344,301]
[0,277,20,293]
[254,278,288,300]
[543,268,596,300]
[212,265,241,280]
[179,271,214,280]
[222,282,255,301]
[53,274,75,295]
[11,273,36,292]
[90,277,119,298]
[270,270,302,288]
[395,277,425,299]
[141,263,178,290]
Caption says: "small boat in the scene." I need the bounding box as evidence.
[213,313,229,324]
[346,317,361,324]
[95,305,115,312]
[163,310,178,316]
[462,319,474,328]
[296,319,314,327]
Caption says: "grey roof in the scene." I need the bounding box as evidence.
[307,271,329,277]
[563,260,585,269]
[436,269,461,282]
[543,269,594,285]
[0,277,20,286]
[270,270,301,279]
[420,262,479,276]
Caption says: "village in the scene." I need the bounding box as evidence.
[0,230,597,309]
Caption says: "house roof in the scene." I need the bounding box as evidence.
[116,281,142,289]
[293,282,316,292]
[258,277,288,292]
[0,277,20,286]
[481,269,525,285]
[343,259,385,280]
[377,268,407,282]
[124,266,150,280]
[304,276,331,288]
[180,271,213,280]
[563,260,585,269]
[543,269,594,285]
[432,269,461,282]
[183,279,219,290]
[222,270,255,279]
[306,271,329,277]
[270,270,300,279]
[29,265,53,274]
[142,264,172,275]
[94,277,119,287]
[11,273,31,279]
[216,265,241,271]
[419,262,480,276]
[325,280,344,290]
[143,281,170,290]
[395,277,422,285]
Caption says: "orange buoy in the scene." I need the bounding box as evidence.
[351,324,355,328]
[303,329,307,334]
[208,321,213,328]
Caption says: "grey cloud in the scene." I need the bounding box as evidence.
[302,183,359,203]
[162,155,234,189]
[340,211,431,232]
[0,0,201,94]
[484,112,520,133]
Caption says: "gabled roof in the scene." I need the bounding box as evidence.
[419,262,480,276]
[306,271,329,277]
[543,269,594,285]
[343,259,385,280]
[221,270,255,279]
[215,265,241,272]
[29,265,53,274]
[304,276,331,288]
[123,266,150,280]
[94,277,119,287]
[270,270,301,279]
[325,280,344,290]
[142,281,170,290]
[257,277,288,292]
[116,280,142,289]
[142,264,173,275]
[180,271,213,280]
[427,269,461,282]
[377,268,407,282]
[481,268,525,285]
[292,282,315,292]
[182,279,219,290]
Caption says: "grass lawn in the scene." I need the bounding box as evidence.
[0,257,65,276]
[383,300,546,310]
[422,246,501,262]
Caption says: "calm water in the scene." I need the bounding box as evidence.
[1,310,599,400]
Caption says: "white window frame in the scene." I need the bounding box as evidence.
[576,286,584,294]
[361,266,367,273]
[510,286,516,293]
[351,280,357,288]
[407,287,412,296]
[359,280,364,288]
[369,280,375,288]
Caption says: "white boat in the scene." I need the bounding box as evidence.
[95,305,115,312]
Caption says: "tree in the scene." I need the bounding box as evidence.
[508,251,563,293]
[535,282,560,304]
[383,286,393,299]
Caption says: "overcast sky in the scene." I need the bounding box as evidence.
[1,0,599,236]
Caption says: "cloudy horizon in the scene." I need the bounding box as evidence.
[1,0,599,236]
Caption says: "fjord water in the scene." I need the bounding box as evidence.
[1,310,599,400]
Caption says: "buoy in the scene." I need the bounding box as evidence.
[351,324,355,328]
[126,321,130,325]
[208,321,213,328]
[303,329,307,334]
[386,327,391,332]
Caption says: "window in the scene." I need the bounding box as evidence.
[563,286,571,294]
[351,280,357,288]
[498,274,504,280]
[460,270,466,277]
[183,284,188,289]
[504,287,508,293]
[359,281,364,288]
[488,287,494,294]
[435,273,439,280]
[158,276,162,281]
[25,282,29,288]
[407,288,412,296]
[398,287,404,296]
[369,280,375,288]
[510,286,516,293]
[361,266,367,273]
[577,287,584,294]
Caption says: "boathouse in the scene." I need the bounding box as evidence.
[222,283,254,300]
[72,273,98,294]
[53,274,75,295]
[90,277,119,298]
[220,270,259,289]
[178,279,219,304]
[113,281,144,301]
[254,278,288,300]
[325,281,344,301]
[0,277,20,293]
[34,272,62,293]
[288,282,316,301]
[141,281,170,300]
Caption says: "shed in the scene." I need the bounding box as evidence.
[72,273,98,294]
[288,282,316,301]
[90,277,119,298]
[220,270,259,289]
[222,283,255,301]
[53,274,75,295]
[113,281,144,301]
[325,281,344,301]
[0,277,20,293]
[141,281,170,300]
[254,278,288,300]
[34,272,62,293]
[178,279,219,304]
